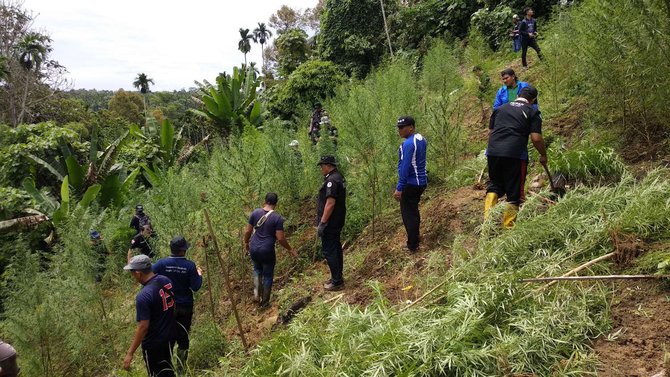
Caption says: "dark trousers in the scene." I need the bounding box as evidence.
[142,342,175,377]
[250,249,276,289]
[487,156,527,205]
[322,231,343,285]
[521,38,543,67]
[173,305,193,351]
[400,185,426,251]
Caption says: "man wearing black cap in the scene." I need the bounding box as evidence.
[130,205,152,234]
[316,155,347,291]
[485,85,547,228]
[0,339,19,377]
[394,116,428,253]
[151,236,201,370]
[123,254,176,376]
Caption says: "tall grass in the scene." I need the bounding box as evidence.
[241,168,670,376]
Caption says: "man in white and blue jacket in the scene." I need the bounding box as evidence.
[393,116,427,253]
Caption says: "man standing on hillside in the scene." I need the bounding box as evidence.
[152,236,202,370]
[243,193,297,307]
[485,86,548,228]
[493,68,534,111]
[394,116,428,253]
[309,102,324,145]
[123,254,176,377]
[130,205,153,234]
[316,156,347,291]
[519,7,544,70]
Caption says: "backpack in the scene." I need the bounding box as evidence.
[137,214,152,230]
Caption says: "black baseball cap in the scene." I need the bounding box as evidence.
[396,116,415,128]
[519,85,538,100]
[170,235,190,253]
[135,204,144,212]
[316,155,338,166]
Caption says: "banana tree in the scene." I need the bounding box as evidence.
[28,123,138,207]
[192,66,262,136]
[131,118,210,186]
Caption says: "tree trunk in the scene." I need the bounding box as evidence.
[379,0,394,58]
[17,71,31,126]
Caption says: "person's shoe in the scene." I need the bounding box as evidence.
[502,204,519,229]
[401,245,418,253]
[324,281,344,291]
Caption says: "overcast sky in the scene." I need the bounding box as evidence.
[24,0,317,91]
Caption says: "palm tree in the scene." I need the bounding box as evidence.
[238,28,255,67]
[133,73,154,121]
[253,23,273,69]
[14,32,51,126]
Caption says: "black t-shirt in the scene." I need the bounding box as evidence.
[317,169,347,232]
[130,233,154,258]
[487,100,542,160]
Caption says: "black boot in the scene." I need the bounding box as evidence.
[260,284,272,309]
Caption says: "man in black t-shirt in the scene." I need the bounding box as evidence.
[485,85,548,228]
[128,225,154,261]
[519,7,544,69]
[316,156,347,291]
[130,205,152,234]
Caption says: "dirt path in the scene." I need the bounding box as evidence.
[593,280,670,376]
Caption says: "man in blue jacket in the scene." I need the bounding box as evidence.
[493,68,533,111]
[394,116,427,253]
[152,236,202,370]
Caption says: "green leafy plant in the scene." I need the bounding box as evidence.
[192,67,262,136]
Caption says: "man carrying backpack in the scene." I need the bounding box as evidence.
[130,205,152,234]
[152,236,202,370]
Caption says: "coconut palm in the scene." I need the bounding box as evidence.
[133,73,154,121]
[238,28,256,67]
[253,23,273,68]
[14,32,51,125]
[15,32,51,71]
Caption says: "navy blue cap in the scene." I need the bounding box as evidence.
[317,155,337,166]
[170,235,190,253]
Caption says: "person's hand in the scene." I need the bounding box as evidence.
[289,248,298,258]
[123,353,133,370]
[197,267,203,276]
[244,241,250,253]
[539,154,548,165]
[393,190,402,201]
[317,222,328,237]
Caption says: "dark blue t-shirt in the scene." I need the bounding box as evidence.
[152,257,202,306]
[248,208,285,253]
[135,274,176,348]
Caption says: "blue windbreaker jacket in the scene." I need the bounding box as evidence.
[397,133,427,191]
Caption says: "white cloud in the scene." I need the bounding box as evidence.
[24,0,317,90]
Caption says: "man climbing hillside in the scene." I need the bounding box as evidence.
[243,193,297,308]
[308,102,324,145]
[510,14,521,53]
[519,7,544,70]
[493,68,535,111]
[152,236,202,370]
[128,225,154,260]
[393,116,427,253]
[485,85,547,228]
[123,254,176,376]
[316,156,347,291]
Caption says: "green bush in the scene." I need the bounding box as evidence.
[470,5,514,51]
[187,320,228,371]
